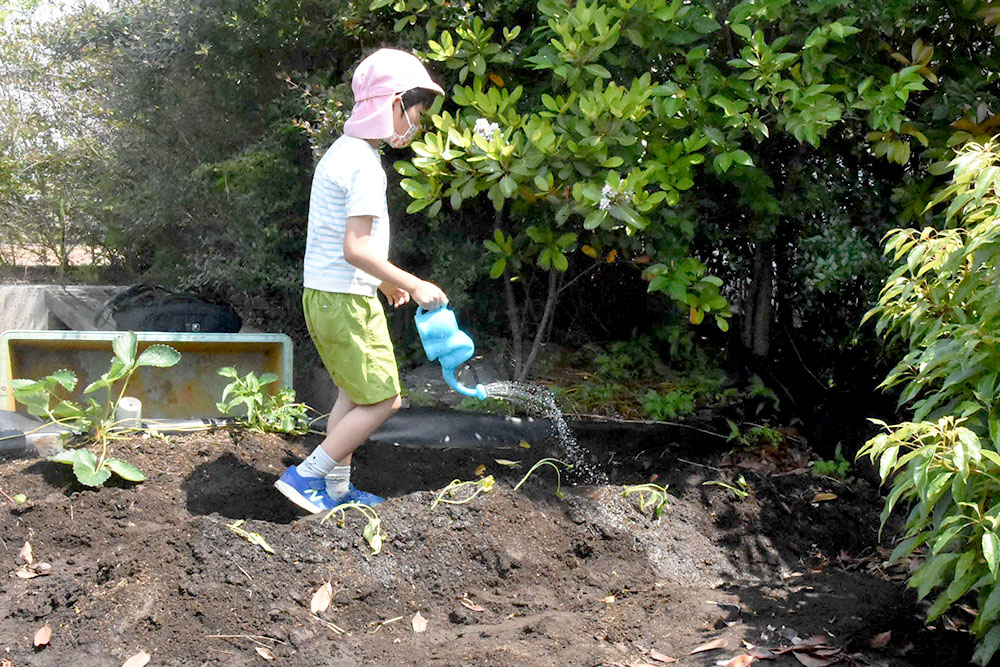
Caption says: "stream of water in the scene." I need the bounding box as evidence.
[482,380,609,485]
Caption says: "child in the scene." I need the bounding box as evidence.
[275,49,448,513]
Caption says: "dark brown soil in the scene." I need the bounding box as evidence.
[0,417,976,666]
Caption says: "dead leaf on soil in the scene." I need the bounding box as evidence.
[494,459,521,468]
[869,631,891,648]
[601,595,616,604]
[792,652,839,667]
[794,635,832,649]
[810,492,837,503]
[749,646,775,660]
[725,655,755,667]
[255,646,276,661]
[121,651,151,667]
[648,648,678,663]
[310,580,334,614]
[519,440,531,449]
[412,611,428,633]
[689,637,728,654]
[459,597,485,612]
[19,541,32,565]
[474,464,486,476]
[33,624,51,647]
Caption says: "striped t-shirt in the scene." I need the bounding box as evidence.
[303,135,390,296]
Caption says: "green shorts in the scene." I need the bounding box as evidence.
[302,288,401,405]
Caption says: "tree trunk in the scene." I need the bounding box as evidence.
[516,268,559,382]
[741,239,774,360]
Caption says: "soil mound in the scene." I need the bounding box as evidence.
[0,425,973,666]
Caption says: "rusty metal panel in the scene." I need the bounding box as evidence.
[0,330,293,418]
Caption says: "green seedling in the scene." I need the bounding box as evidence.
[216,366,312,434]
[12,331,180,487]
[432,475,496,509]
[703,475,749,499]
[227,519,275,554]
[621,483,671,518]
[513,458,573,499]
[810,443,852,480]
[322,502,384,555]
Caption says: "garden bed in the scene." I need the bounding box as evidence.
[0,420,974,666]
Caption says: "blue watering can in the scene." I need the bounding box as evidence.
[414,306,487,400]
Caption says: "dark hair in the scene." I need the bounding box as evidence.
[400,87,439,110]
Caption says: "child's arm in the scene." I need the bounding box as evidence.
[344,215,448,309]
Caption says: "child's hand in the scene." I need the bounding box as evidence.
[411,281,448,310]
[379,282,411,308]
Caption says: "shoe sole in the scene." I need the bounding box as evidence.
[274,479,325,514]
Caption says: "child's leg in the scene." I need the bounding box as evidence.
[318,392,401,465]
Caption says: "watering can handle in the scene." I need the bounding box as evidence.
[415,305,446,317]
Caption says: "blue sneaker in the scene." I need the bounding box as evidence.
[274,466,336,514]
[332,483,384,507]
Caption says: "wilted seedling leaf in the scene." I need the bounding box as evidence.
[121,651,151,667]
[518,440,531,449]
[33,624,51,647]
[227,520,275,554]
[412,611,428,633]
[474,463,486,476]
[494,458,521,467]
[311,580,334,614]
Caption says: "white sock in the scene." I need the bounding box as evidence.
[326,465,351,498]
[297,446,337,478]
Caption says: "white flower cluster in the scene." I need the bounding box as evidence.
[474,117,500,140]
[598,184,633,211]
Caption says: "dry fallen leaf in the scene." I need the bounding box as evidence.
[474,464,486,476]
[725,655,755,667]
[749,646,776,659]
[15,568,39,579]
[412,611,428,633]
[493,459,521,467]
[811,492,837,503]
[310,581,334,614]
[33,624,51,647]
[255,646,276,661]
[19,541,32,565]
[869,631,891,648]
[792,653,838,667]
[648,648,678,663]
[121,651,151,667]
[518,440,531,449]
[458,597,485,612]
[689,637,728,654]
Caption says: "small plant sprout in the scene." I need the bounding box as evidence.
[513,458,573,499]
[703,475,750,499]
[432,475,496,509]
[0,485,27,504]
[12,331,181,487]
[810,443,852,480]
[322,502,385,555]
[226,519,275,554]
[621,483,671,518]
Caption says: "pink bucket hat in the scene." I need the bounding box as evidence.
[343,48,445,140]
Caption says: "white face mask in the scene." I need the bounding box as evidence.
[388,99,418,149]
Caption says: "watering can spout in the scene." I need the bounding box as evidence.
[414,306,487,401]
[442,368,488,400]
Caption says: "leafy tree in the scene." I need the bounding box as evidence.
[862,139,1000,665]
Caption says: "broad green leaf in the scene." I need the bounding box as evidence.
[985,531,1000,578]
[105,458,146,482]
[113,331,138,366]
[136,344,181,368]
[73,458,111,487]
